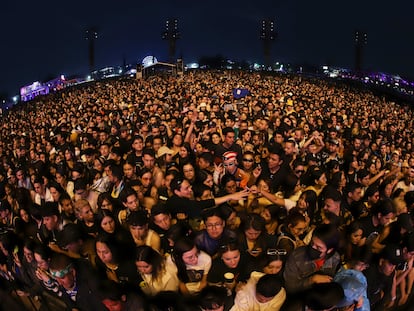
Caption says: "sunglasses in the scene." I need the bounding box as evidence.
[295,170,305,174]
[243,158,254,162]
[267,249,287,256]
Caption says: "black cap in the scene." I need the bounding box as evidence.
[328,138,340,146]
[381,244,404,265]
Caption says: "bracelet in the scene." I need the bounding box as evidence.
[391,296,397,301]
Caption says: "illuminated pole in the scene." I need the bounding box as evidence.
[162,19,180,63]
[85,27,98,73]
[354,30,367,72]
[260,19,276,69]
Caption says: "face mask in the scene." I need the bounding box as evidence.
[307,245,321,260]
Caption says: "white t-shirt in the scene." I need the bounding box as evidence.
[140,259,179,296]
[167,250,212,294]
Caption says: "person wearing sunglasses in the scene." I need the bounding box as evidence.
[240,151,256,175]
[214,151,249,190]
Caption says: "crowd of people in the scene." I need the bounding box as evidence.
[0,70,414,311]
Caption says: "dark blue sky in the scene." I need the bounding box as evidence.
[1,0,413,97]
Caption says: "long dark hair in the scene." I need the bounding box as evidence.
[96,209,117,234]
[95,233,123,264]
[172,237,197,283]
[135,245,165,281]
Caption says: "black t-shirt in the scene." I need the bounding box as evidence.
[359,215,382,243]
[207,254,251,284]
[165,195,215,219]
[364,264,393,308]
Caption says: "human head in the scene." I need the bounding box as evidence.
[95,234,123,265]
[49,253,76,290]
[96,209,117,234]
[217,241,241,269]
[171,177,193,199]
[198,286,227,311]
[135,245,164,278]
[285,210,307,239]
[172,238,199,282]
[99,280,129,311]
[127,210,149,240]
[309,224,340,260]
[323,188,342,216]
[261,250,286,275]
[222,127,235,147]
[203,208,226,240]
[120,187,140,212]
[255,274,284,303]
[150,204,172,231]
[41,202,60,231]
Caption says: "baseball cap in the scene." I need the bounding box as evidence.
[223,151,237,161]
[158,146,174,158]
[334,270,365,308]
[380,244,404,265]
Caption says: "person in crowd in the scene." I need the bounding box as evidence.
[230,273,286,311]
[238,213,272,261]
[94,233,141,288]
[1,69,414,310]
[48,252,106,310]
[207,240,251,293]
[165,176,249,222]
[196,285,228,311]
[283,224,341,293]
[96,208,135,253]
[36,201,65,245]
[169,237,212,295]
[135,245,179,296]
[74,198,99,238]
[127,210,161,252]
[118,187,141,226]
[194,208,237,257]
[276,210,307,256]
[363,244,407,310]
[99,279,146,311]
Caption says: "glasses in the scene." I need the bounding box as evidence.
[243,158,254,162]
[295,170,305,174]
[267,249,287,256]
[206,222,224,230]
[223,163,235,167]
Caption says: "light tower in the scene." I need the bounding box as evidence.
[162,18,180,63]
[85,27,98,73]
[354,30,367,72]
[260,19,276,69]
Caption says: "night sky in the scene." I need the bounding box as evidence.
[1,0,413,97]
